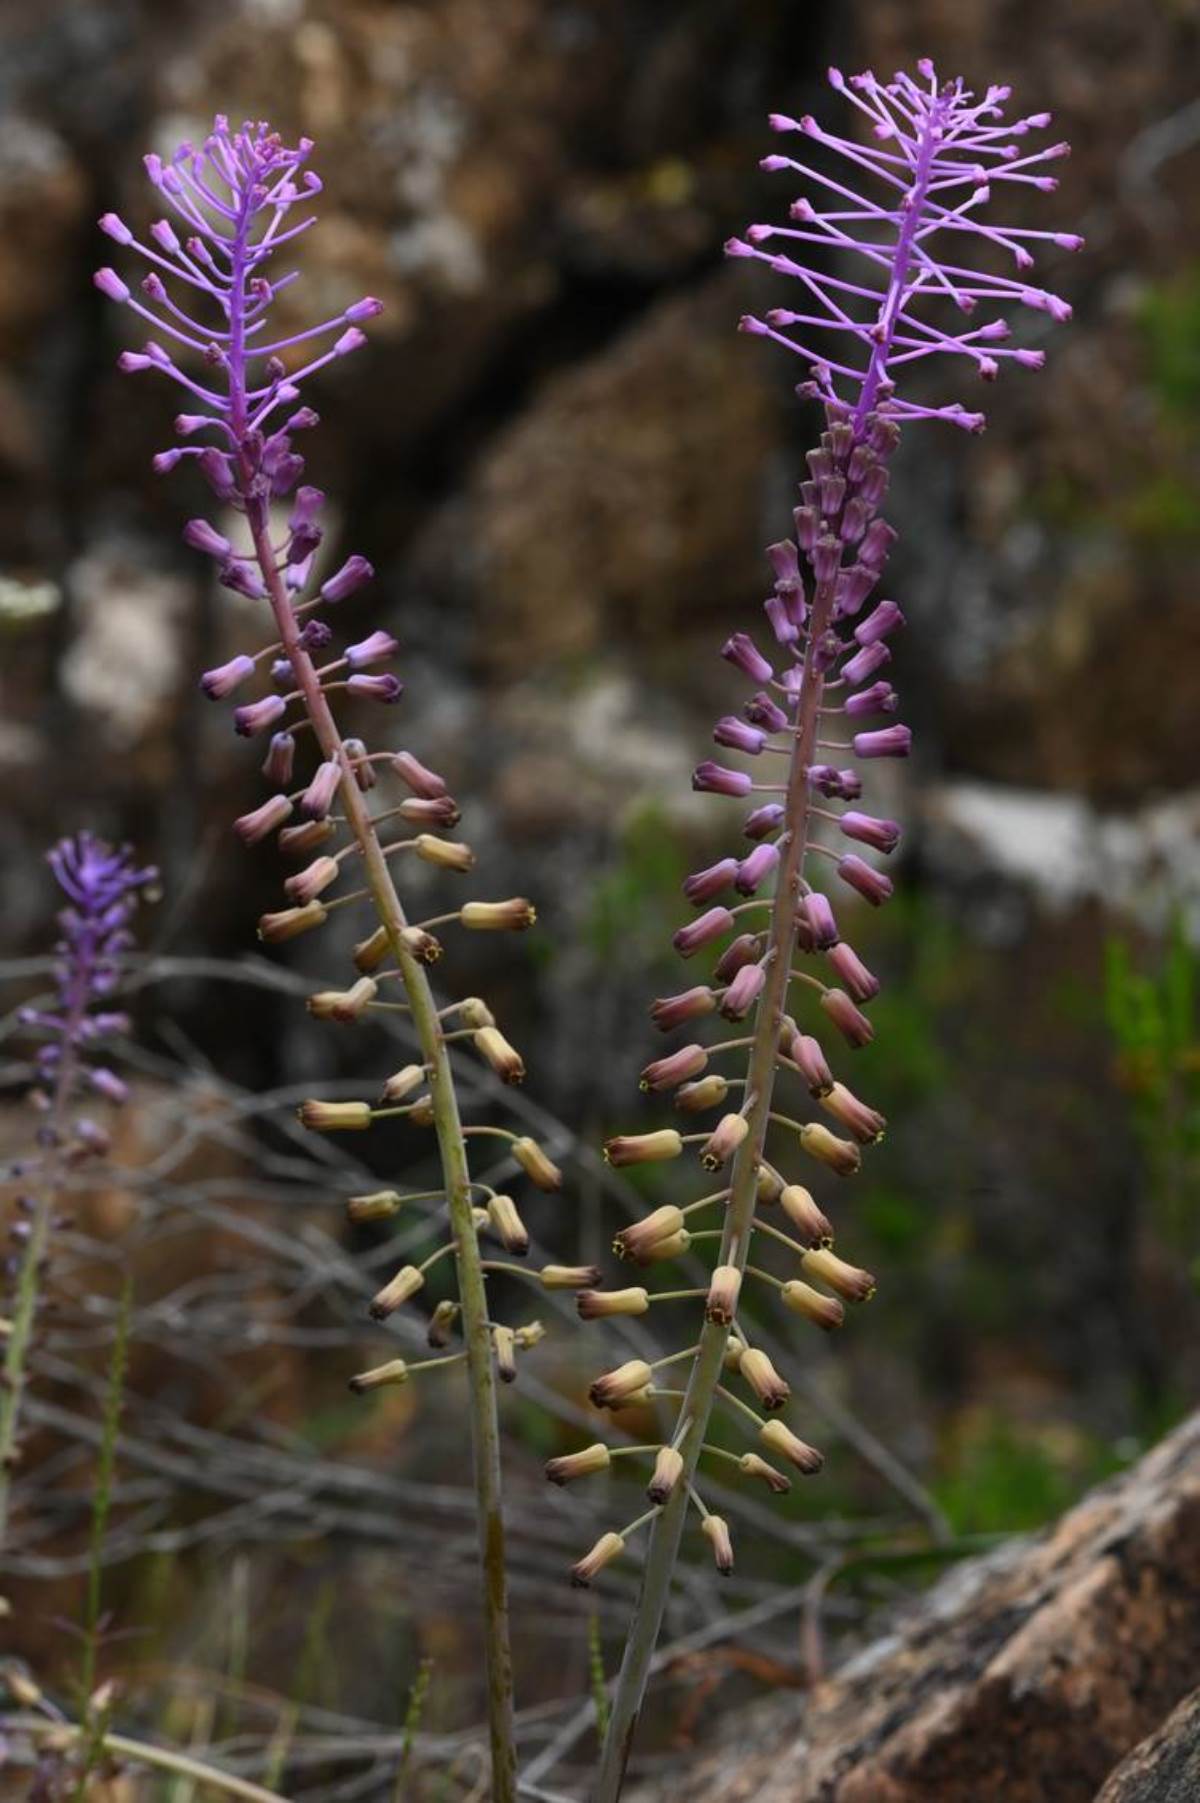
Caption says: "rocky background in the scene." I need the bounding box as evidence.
[1,0,1200,1791]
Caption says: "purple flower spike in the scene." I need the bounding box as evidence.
[31,835,157,1115]
[737,67,1078,433]
[692,762,754,799]
[837,854,894,907]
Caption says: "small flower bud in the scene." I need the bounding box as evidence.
[735,842,780,896]
[701,1514,734,1574]
[675,1075,729,1113]
[347,1189,404,1223]
[628,1228,691,1266]
[804,892,839,949]
[320,554,374,603]
[539,1264,603,1290]
[640,1045,708,1092]
[701,1114,749,1172]
[756,1163,785,1205]
[258,901,328,943]
[415,834,474,872]
[579,1294,651,1328]
[779,1184,833,1246]
[234,794,294,845]
[515,1320,546,1351]
[512,1136,562,1191]
[343,738,375,789]
[458,997,495,1029]
[720,962,766,1022]
[759,1419,824,1474]
[683,858,739,906]
[854,599,905,646]
[844,681,897,719]
[262,731,296,786]
[853,725,912,759]
[714,716,766,755]
[461,898,536,930]
[827,941,880,1003]
[299,1099,372,1132]
[647,1446,684,1504]
[714,934,763,982]
[589,1357,653,1404]
[821,987,874,1048]
[790,1033,834,1097]
[427,1299,461,1347]
[692,762,753,799]
[233,694,287,738]
[841,641,890,688]
[345,630,399,670]
[399,796,462,828]
[721,633,774,683]
[650,987,717,1031]
[408,1094,436,1127]
[546,1443,611,1486]
[391,751,447,797]
[285,855,340,905]
[799,1121,861,1176]
[739,1347,790,1410]
[571,1530,625,1588]
[743,802,785,840]
[705,1263,742,1324]
[493,1325,518,1383]
[473,1026,525,1084]
[802,1245,876,1301]
[781,1279,845,1330]
[739,1451,791,1494]
[279,819,335,860]
[368,1264,425,1319]
[348,1358,409,1393]
[400,927,442,964]
[604,1130,682,1168]
[380,1064,425,1102]
[840,812,901,856]
[300,759,342,820]
[820,1082,885,1144]
[487,1193,529,1256]
[307,977,378,1022]
[353,925,390,971]
[837,854,893,907]
[201,655,257,700]
[614,1206,686,1261]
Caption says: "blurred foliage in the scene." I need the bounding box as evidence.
[1105,917,1200,1263]
[584,801,692,965]
[932,1412,1126,1536]
[1139,263,1200,423]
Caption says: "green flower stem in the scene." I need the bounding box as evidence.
[249,509,516,1803]
[594,566,836,1802]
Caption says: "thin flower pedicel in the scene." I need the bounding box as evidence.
[580,64,1079,1798]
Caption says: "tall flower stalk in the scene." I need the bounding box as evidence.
[568,64,1081,1798]
[95,119,578,1801]
[0,836,155,1550]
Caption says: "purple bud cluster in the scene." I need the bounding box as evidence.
[19,835,156,1133]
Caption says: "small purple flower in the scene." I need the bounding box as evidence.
[673,908,735,958]
[347,673,404,704]
[720,633,774,684]
[692,762,754,799]
[720,961,766,1020]
[844,681,898,719]
[321,555,374,603]
[301,759,342,820]
[839,812,901,855]
[345,630,399,671]
[233,694,288,737]
[854,601,905,647]
[853,725,912,760]
[714,717,766,756]
[201,655,256,700]
[827,942,881,1003]
[683,859,739,906]
[743,803,785,840]
[841,641,890,688]
[735,843,780,896]
[837,854,894,907]
[744,692,789,733]
[803,893,839,950]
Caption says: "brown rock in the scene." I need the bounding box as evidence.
[630,1410,1200,1803]
[1095,1688,1200,1803]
